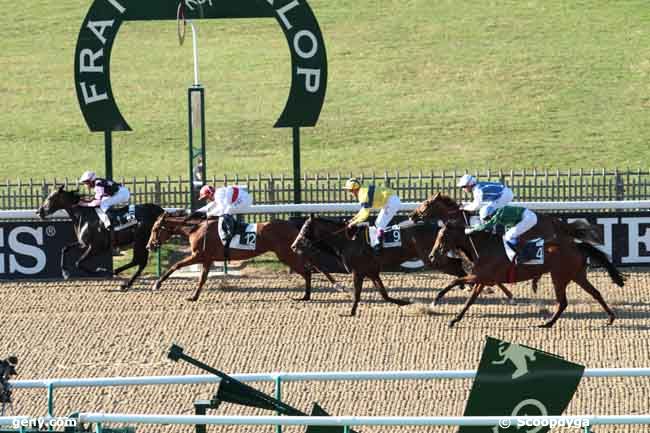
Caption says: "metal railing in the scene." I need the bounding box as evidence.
[3,169,650,211]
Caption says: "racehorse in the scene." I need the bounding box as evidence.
[36,186,164,289]
[410,192,540,298]
[291,216,500,316]
[429,220,625,328]
[146,213,344,301]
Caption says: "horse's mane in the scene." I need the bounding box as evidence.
[434,193,459,209]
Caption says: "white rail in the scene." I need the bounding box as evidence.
[1,413,650,427]
[10,367,650,389]
[2,200,650,220]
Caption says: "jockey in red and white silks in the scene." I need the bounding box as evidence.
[197,185,253,242]
[78,170,130,228]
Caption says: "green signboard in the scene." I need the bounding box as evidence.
[460,337,585,433]
[74,0,328,131]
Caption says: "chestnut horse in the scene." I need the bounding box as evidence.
[410,192,525,300]
[146,213,342,301]
[429,221,625,328]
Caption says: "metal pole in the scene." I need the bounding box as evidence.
[188,88,196,210]
[156,248,161,277]
[189,22,199,86]
[292,127,301,204]
[274,376,282,433]
[46,382,54,417]
[104,130,113,180]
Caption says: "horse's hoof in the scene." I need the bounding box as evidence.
[293,296,310,302]
[448,320,457,328]
[96,267,108,273]
[186,297,198,302]
[484,287,495,294]
[151,284,160,291]
[537,322,553,328]
[507,298,517,305]
[333,283,347,293]
[607,316,615,326]
[119,283,129,292]
[62,270,70,280]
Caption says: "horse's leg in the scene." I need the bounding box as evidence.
[188,260,212,302]
[449,283,485,328]
[370,275,411,306]
[294,266,312,302]
[496,284,515,303]
[344,272,364,317]
[433,277,469,305]
[573,270,616,326]
[117,241,150,291]
[152,253,202,291]
[539,272,569,328]
[531,276,540,294]
[74,244,103,275]
[61,241,80,279]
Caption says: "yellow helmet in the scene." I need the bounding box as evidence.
[343,178,361,190]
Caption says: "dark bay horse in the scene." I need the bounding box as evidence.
[36,186,164,289]
[429,221,625,328]
[146,213,342,301]
[291,216,470,316]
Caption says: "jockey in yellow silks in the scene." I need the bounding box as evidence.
[343,178,401,254]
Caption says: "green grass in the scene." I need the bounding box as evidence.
[1,0,649,182]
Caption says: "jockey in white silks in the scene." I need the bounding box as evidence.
[457,174,514,213]
[195,185,253,243]
[343,177,402,255]
[77,170,130,229]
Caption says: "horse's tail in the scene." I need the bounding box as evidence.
[557,219,601,244]
[576,242,625,287]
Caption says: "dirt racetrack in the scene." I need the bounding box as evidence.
[2,269,650,433]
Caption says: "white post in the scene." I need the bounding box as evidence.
[189,21,199,86]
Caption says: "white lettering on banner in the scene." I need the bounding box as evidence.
[622,217,650,264]
[87,20,114,45]
[297,68,320,92]
[0,227,47,275]
[274,0,300,31]
[80,48,104,73]
[293,30,317,58]
[596,218,617,258]
[80,82,109,104]
[9,227,47,274]
[106,0,125,14]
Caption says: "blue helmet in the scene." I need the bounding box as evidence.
[479,205,497,222]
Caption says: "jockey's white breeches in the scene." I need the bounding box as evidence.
[371,195,401,246]
[99,187,131,211]
[504,209,537,242]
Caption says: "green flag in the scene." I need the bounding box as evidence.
[459,337,585,433]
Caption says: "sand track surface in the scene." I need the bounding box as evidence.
[1,270,649,432]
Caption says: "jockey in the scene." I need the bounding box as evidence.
[343,177,401,255]
[457,174,514,213]
[466,204,538,261]
[77,170,130,229]
[195,184,253,245]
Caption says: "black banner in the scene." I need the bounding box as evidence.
[0,221,112,280]
[460,337,585,433]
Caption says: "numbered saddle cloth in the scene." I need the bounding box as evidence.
[504,237,544,264]
[107,204,138,231]
[225,222,258,251]
[367,225,402,248]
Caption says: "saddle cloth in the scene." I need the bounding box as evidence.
[221,222,257,251]
[504,237,544,264]
[107,204,138,231]
[367,225,402,248]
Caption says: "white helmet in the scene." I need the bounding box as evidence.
[79,170,96,184]
[479,205,497,222]
[457,174,477,188]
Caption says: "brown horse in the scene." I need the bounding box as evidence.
[291,216,418,316]
[146,213,342,301]
[429,221,625,328]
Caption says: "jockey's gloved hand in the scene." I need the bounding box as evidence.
[464,228,473,235]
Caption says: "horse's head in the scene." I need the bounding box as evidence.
[147,212,171,251]
[428,221,465,266]
[37,185,81,219]
[410,193,461,223]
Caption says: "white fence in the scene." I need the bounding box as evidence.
[7,368,650,431]
[3,200,650,220]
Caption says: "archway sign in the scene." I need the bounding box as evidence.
[74,0,328,203]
